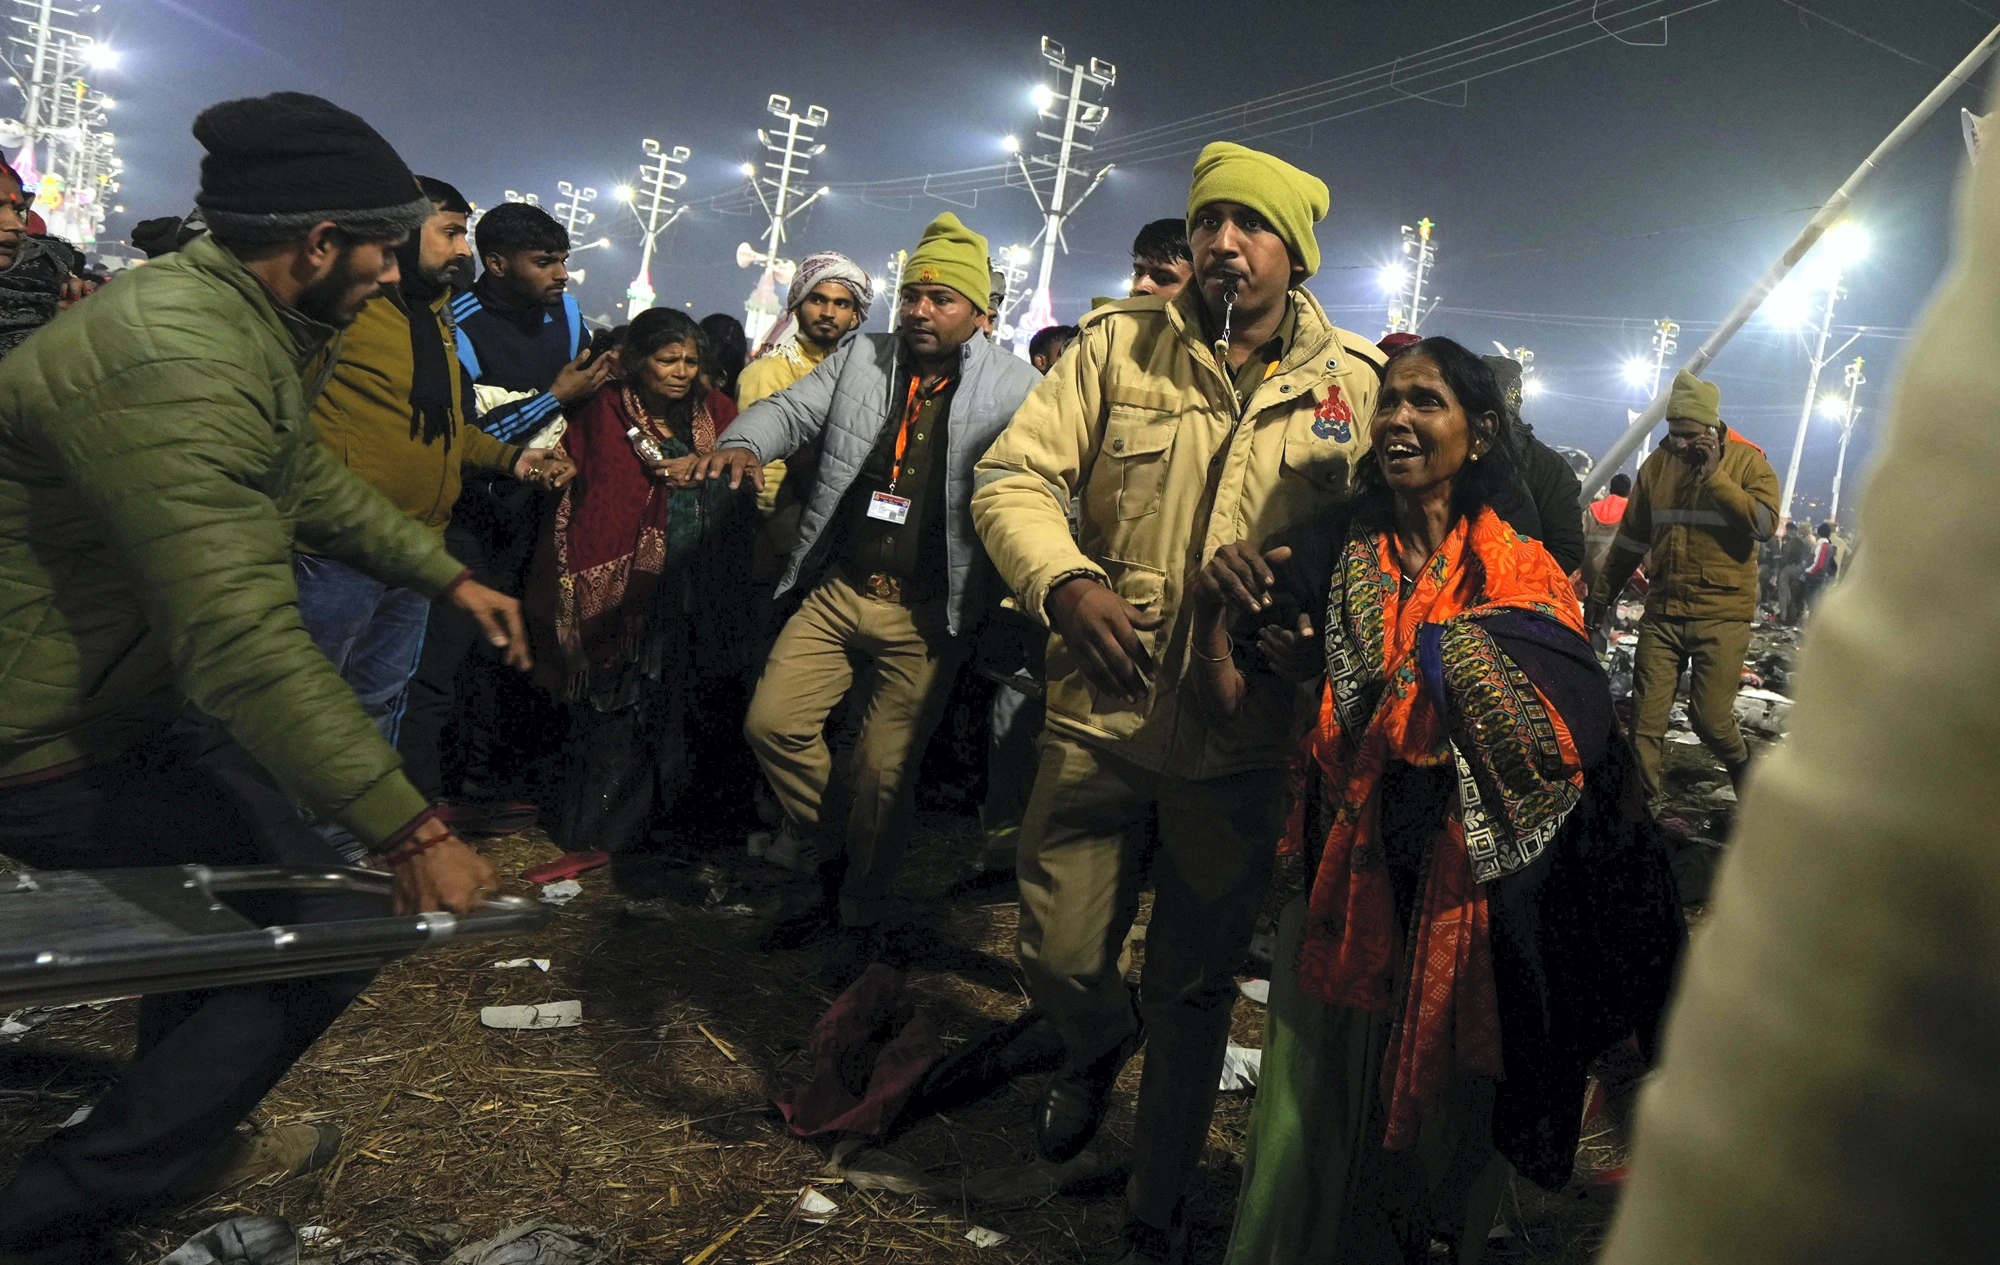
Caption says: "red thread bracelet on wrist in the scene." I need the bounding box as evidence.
[378,808,446,867]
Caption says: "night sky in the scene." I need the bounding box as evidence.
[57,0,1999,519]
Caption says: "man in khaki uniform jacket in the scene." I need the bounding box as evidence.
[1600,85,2000,1265]
[1587,370,1778,802]
[972,142,1382,1259]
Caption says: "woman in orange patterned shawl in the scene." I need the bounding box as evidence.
[1195,338,1682,1264]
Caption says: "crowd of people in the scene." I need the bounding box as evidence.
[0,87,1924,1265]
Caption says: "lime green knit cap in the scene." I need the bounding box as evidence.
[1667,369,1723,429]
[903,213,991,308]
[1186,142,1331,278]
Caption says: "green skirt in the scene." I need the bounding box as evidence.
[1226,897,1512,1265]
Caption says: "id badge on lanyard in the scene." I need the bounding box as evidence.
[867,490,912,524]
[869,376,940,525]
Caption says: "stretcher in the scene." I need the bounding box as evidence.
[0,865,549,1010]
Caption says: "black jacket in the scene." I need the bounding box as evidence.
[1499,429,1586,574]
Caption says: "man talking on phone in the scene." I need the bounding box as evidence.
[1587,370,1780,807]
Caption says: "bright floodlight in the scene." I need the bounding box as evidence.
[613,184,634,203]
[1377,263,1409,294]
[80,43,119,70]
[1825,221,1870,267]
[1008,244,1032,266]
[1002,134,1020,154]
[1818,392,1851,421]
[1622,357,1653,390]
[739,162,756,177]
[1763,279,1813,330]
[1522,377,1547,400]
[1031,83,1057,111]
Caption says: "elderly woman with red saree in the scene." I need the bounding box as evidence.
[1192,337,1683,1264]
[527,309,758,859]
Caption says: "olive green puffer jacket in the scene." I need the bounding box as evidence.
[0,233,465,848]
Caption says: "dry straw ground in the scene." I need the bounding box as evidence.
[4,794,1684,1264]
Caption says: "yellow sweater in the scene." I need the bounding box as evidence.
[737,339,831,519]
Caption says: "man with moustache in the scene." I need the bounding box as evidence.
[972,143,1385,1262]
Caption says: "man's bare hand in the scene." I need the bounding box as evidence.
[515,448,576,488]
[448,578,531,671]
[549,349,614,406]
[1193,543,1291,621]
[1046,577,1164,706]
[389,819,498,916]
[687,447,765,492]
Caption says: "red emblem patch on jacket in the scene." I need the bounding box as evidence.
[1312,387,1355,443]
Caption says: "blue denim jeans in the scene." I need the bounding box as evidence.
[291,552,433,860]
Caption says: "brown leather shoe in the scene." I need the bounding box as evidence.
[171,1122,342,1199]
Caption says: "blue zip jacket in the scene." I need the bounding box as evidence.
[450,276,583,444]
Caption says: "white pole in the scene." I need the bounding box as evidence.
[1584,23,2000,498]
[1780,274,1843,520]
[23,0,54,171]
[1829,358,1866,521]
[760,111,801,303]
[1033,60,1086,309]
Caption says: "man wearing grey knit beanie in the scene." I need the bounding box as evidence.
[0,94,526,1262]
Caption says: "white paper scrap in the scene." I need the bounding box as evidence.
[1218,1044,1263,1092]
[966,1227,1010,1248]
[479,1000,582,1030]
[539,880,582,906]
[792,1187,839,1224]
[493,958,551,972]
[1238,978,1270,1005]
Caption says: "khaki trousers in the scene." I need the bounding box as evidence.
[1017,734,1283,1229]
[744,573,963,926]
[1630,615,1754,802]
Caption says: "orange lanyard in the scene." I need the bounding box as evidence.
[890,375,951,489]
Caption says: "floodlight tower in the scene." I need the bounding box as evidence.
[1004,38,1116,353]
[1634,319,1679,465]
[1828,356,1867,523]
[553,180,597,243]
[993,243,1033,343]
[1383,219,1439,336]
[1780,223,1868,521]
[619,138,691,319]
[741,94,831,343]
[4,3,121,245]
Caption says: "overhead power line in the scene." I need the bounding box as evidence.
[683,0,1722,215]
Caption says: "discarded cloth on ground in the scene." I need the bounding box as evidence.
[439,1221,611,1265]
[773,963,942,1137]
[160,1217,298,1265]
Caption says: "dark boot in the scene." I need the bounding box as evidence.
[1038,1028,1142,1163]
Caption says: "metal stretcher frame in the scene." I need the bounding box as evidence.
[0,865,550,1010]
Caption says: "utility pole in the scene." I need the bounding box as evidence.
[619,138,690,320]
[740,94,830,345]
[883,249,907,332]
[1780,243,1863,522]
[1828,356,1866,523]
[553,180,597,243]
[993,243,1032,344]
[1005,37,1115,356]
[4,1,120,247]
[1383,219,1439,336]
[1636,318,1679,466]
